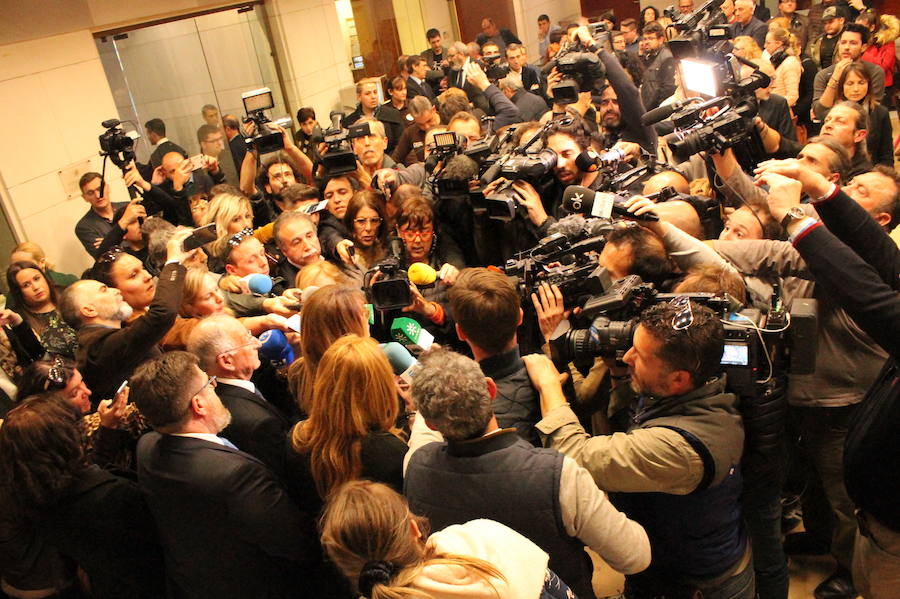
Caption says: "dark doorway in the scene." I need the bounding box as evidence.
[581,0,641,24]
[455,0,518,44]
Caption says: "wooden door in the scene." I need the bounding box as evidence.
[454,0,518,43]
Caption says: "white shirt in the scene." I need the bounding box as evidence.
[217,377,257,395]
[171,432,228,446]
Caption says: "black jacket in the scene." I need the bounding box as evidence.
[790,189,900,530]
[218,381,292,479]
[478,347,541,445]
[150,140,187,170]
[40,466,165,599]
[76,263,184,404]
[640,47,676,112]
[406,77,435,102]
[137,433,320,598]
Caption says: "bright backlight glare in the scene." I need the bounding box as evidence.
[680,59,719,98]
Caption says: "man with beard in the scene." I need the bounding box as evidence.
[131,351,318,599]
[58,229,194,402]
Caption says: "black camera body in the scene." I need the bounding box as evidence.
[320,111,358,176]
[99,119,137,169]
[481,148,558,220]
[481,52,510,81]
[664,98,759,164]
[241,88,292,154]
[552,51,605,104]
[504,218,613,309]
[365,237,413,311]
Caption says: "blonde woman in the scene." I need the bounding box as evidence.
[764,26,802,106]
[202,191,254,267]
[321,480,576,599]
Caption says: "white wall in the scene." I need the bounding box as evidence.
[0,31,127,276]
[266,0,356,121]
[514,0,581,61]
[419,0,455,44]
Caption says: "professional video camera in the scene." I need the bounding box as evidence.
[320,111,374,176]
[98,119,139,170]
[549,24,606,105]
[548,274,817,396]
[241,88,293,154]
[475,118,569,220]
[364,237,412,310]
[640,0,771,165]
[480,49,510,82]
[502,214,613,309]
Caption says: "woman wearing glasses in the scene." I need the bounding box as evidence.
[341,189,391,273]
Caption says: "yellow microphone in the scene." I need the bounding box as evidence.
[408,262,438,287]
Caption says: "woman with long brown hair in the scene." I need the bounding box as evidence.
[4,261,76,359]
[321,480,574,599]
[285,285,370,411]
[286,335,406,512]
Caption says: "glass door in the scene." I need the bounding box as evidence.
[95,4,289,183]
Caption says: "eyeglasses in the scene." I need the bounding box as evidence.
[398,227,434,240]
[96,246,125,265]
[227,228,254,247]
[670,296,694,331]
[215,334,260,357]
[353,217,383,227]
[193,375,217,396]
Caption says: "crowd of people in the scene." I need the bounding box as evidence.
[1,1,899,598]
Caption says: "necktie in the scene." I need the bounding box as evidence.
[218,437,240,451]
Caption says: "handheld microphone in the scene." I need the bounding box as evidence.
[390,317,435,355]
[239,273,273,295]
[575,148,625,173]
[258,329,295,368]
[380,342,420,384]
[562,185,659,221]
[408,263,438,287]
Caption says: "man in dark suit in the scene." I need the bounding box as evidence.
[131,351,319,599]
[505,43,547,104]
[187,314,291,476]
[145,118,187,170]
[223,114,248,174]
[405,55,435,102]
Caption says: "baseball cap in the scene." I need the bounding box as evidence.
[822,6,844,21]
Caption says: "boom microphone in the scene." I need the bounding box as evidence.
[562,185,659,221]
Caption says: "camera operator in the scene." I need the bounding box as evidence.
[528,301,753,598]
[462,57,522,128]
[756,162,900,599]
[594,48,659,154]
[238,124,313,225]
[391,96,441,166]
[157,151,226,224]
[695,157,896,596]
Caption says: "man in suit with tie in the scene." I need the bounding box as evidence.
[187,314,291,477]
[131,351,319,599]
[145,118,187,170]
[405,55,435,102]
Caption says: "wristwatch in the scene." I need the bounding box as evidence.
[780,205,806,229]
